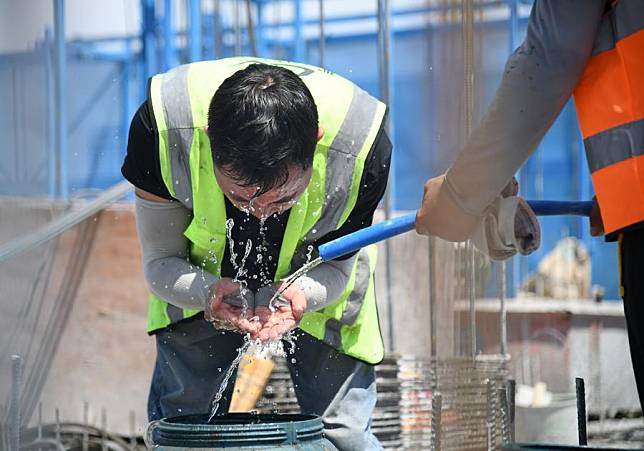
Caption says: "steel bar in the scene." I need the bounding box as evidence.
[188,0,202,61]
[163,0,177,69]
[461,0,476,359]
[10,355,23,451]
[507,379,516,443]
[376,0,396,353]
[129,410,136,450]
[431,392,442,451]
[498,261,507,355]
[318,0,325,67]
[245,0,257,56]
[55,408,61,443]
[576,377,588,445]
[101,408,107,451]
[498,387,510,444]
[141,0,157,85]
[485,379,497,450]
[293,0,304,61]
[54,0,68,199]
[213,0,223,58]
[429,237,437,358]
[234,0,242,55]
[45,29,56,198]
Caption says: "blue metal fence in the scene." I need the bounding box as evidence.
[0,0,619,298]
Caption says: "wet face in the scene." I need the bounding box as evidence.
[214,165,313,219]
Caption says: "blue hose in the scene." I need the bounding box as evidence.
[317,200,594,262]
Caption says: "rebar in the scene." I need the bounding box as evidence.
[101,408,107,451]
[10,355,23,451]
[318,0,325,68]
[507,379,516,443]
[576,377,587,445]
[486,379,497,450]
[55,408,60,443]
[431,392,442,451]
[498,387,510,445]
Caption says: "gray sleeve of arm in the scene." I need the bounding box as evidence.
[294,255,357,312]
[445,0,605,216]
[135,195,218,310]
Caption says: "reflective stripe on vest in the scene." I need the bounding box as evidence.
[146,57,386,363]
[572,0,644,234]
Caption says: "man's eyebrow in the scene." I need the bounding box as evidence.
[228,192,249,202]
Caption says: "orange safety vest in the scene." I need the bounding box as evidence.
[572,0,644,235]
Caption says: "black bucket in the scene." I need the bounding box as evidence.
[146,412,337,450]
[503,444,643,450]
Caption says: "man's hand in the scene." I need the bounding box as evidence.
[590,197,604,237]
[204,278,260,335]
[416,174,480,241]
[254,283,307,342]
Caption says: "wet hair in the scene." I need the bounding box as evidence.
[207,63,319,196]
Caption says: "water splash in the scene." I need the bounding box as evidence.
[208,336,252,421]
[268,256,323,312]
[225,218,253,314]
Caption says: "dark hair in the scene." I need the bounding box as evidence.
[207,63,319,195]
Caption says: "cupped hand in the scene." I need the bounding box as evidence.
[253,282,307,342]
[204,278,260,335]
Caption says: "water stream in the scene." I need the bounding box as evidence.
[207,217,321,421]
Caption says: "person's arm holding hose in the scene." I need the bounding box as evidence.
[416,0,605,241]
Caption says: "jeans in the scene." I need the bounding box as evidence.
[147,317,382,451]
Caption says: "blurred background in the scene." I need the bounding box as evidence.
[0,0,639,449]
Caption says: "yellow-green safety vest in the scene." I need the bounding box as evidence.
[147,57,386,364]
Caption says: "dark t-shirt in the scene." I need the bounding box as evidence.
[122,101,392,292]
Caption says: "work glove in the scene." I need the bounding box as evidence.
[471,195,540,261]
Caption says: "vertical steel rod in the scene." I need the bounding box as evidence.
[576,377,588,446]
[462,0,476,358]
[318,0,325,67]
[486,378,497,450]
[507,379,516,443]
[188,0,202,62]
[45,29,56,198]
[245,0,257,56]
[499,261,507,355]
[498,387,510,444]
[55,408,61,443]
[38,402,43,442]
[53,0,68,199]
[10,355,23,451]
[163,0,176,69]
[129,410,136,450]
[83,401,89,451]
[213,0,223,58]
[429,237,437,358]
[431,392,442,451]
[141,0,157,96]
[293,0,304,61]
[377,0,396,353]
[101,408,107,451]
[234,0,242,56]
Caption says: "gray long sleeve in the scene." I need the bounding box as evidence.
[296,255,358,312]
[135,195,218,310]
[254,255,357,312]
[445,0,606,216]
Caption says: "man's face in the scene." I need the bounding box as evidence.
[214,165,313,219]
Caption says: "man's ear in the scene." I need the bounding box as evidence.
[204,125,209,133]
[317,127,324,142]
